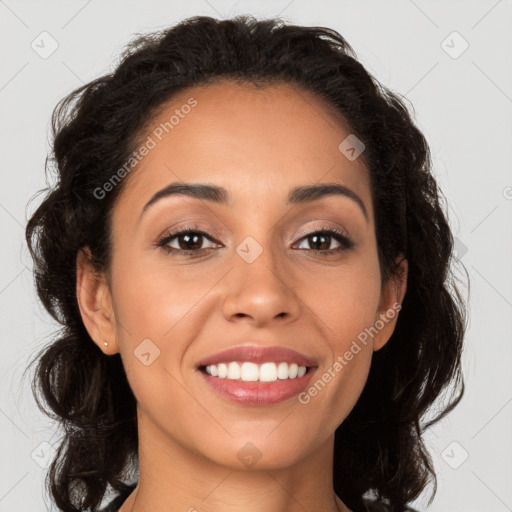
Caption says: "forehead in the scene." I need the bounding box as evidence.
[117,80,371,213]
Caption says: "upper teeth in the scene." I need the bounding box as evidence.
[205,362,307,382]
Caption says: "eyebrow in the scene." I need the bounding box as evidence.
[140,181,368,220]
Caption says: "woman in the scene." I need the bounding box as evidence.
[25,14,466,512]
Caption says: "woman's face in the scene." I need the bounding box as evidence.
[79,81,405,470]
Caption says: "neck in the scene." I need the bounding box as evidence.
[118,408,350,512]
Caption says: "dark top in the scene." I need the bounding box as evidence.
[96,485,136,512]
[363,501,419,512]
[97,487,419,512]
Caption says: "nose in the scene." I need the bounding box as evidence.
[221,239,301,327]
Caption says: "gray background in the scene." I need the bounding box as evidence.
[1,0,511,510]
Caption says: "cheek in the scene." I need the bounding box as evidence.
[297,281,377,437]
[108,253,229,403]
[296,258,381,419]
[110,251,217,340]
[301,256,382,345]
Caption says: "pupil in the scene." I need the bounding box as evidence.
[310,234,329,251]
[179,233,202,250]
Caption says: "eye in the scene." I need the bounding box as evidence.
[156,224,222,255]
[294,227,354,254]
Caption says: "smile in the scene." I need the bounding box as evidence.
[198,363,317,406]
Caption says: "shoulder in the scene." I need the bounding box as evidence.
[362,498,419,512]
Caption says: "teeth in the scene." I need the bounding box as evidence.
[227,362,240,379]
[277,362,289,379]
[241,362,259,381]
[204,361,308,382]
[259,362,277,382]
[217,363,227,378]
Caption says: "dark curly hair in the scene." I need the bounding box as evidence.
[25,14,467,512]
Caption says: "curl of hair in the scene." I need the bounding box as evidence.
[26,15,467,512]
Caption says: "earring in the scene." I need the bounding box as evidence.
[104,341,108,347]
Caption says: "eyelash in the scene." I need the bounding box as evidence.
[156,223,354,256]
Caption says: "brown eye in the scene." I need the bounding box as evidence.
[294,228,354,254]
[175,233,204,251]
[304,233,334,251]
[156,226,221,255]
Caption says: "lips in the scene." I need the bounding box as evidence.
[198,367,317,406]
[195,345,319,406]
[196,345,318,368]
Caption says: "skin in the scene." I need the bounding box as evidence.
[76,81,407,512]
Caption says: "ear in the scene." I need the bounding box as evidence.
[76,247,119,355]
[372,255,408,352]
